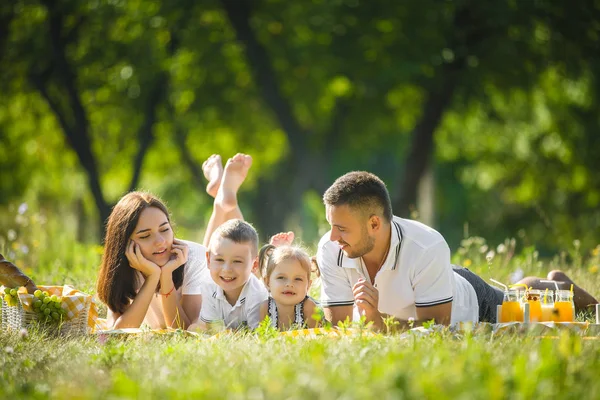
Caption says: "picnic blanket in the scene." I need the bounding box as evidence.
[93,322,600,339]
[94,326,378,338]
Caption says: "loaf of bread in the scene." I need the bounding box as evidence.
[0,253,37,294]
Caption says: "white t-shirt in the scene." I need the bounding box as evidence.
[199,274,268,329]
[136,240,206,329]
[317,216,478,325]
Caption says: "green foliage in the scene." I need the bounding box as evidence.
[1,0,599,251]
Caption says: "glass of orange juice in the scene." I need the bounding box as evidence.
[525,289,543,322]
[540,290,556,322]
[554,290,575,322]
[500,290,524,322]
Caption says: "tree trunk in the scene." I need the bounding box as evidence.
[394,3,483,218]
[127,72,168,193]
[220,0,316,235]
[394,71,459,217]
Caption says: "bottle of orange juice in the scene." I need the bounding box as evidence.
[500,290,524,323]
[554,290,575,322]
[525,289,543,322]
[540,290,556,322]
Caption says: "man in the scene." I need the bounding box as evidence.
[317,171,481,329]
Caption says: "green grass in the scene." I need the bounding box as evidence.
[1,329,599,399]
[1,207,600,399]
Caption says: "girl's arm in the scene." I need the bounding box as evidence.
[304,299,319,328]
[259,300,269,326]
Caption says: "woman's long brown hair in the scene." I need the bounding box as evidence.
[96,192,184,314]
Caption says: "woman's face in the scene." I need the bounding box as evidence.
[129,207,174,267]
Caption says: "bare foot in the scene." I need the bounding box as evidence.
[215,153,252,213]
[270,232,295,247]
[202,154,223,198]
[547,270,574,284]
[544,270,598,310]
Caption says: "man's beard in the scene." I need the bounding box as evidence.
[343,229,375,259]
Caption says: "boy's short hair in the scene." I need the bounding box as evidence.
[323,171,393,222]
[210,219,259,256]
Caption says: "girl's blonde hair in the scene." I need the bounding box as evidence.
[258,244,312,282]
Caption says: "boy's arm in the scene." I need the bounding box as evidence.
[199,289,222,325]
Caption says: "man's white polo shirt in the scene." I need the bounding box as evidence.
[317,216,478,325]
[199,273,268,329]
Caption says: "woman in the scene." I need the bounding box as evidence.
[96,153,253,330]
[96,192,205,330]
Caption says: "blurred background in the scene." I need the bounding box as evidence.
[1,0,599,281]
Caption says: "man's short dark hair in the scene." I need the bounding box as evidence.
[210,219,259,256]
[323,171,393,222]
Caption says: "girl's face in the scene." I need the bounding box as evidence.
[130,207,174,267]
[266,259,311,306]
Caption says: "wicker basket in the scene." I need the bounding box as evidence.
[1,291,90,336]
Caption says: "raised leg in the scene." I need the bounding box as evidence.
[202,154,252,247]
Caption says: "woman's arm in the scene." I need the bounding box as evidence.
[110,240,163,329]
[159,240,197,329]
[111,272,160,329]
[159,273,201,329]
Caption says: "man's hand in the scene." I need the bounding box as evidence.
[352,278,382,328]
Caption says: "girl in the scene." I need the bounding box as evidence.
[96,192,205,330]
[258,244,319,330]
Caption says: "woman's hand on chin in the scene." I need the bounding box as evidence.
[161,239,189,275]
[126,240,161,278]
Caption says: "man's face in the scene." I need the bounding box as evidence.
[326,204,375,259]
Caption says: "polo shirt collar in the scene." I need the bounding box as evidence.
[213,276,254,308]
[337,218,404,271]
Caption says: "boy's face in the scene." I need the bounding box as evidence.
[207,237,257,296]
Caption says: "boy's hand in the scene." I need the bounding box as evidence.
[126,240,161,277]
[353,278,382,326]
[161,239,189,275]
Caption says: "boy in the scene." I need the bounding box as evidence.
[193,219,268,331]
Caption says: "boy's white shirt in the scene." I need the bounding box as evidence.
[199,273,268,329]
[134,240,206,329]
[317,216,479,325]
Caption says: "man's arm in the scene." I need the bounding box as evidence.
[317,241,356,325]
[323,305,353,326]
[353,278,452,331]
[416,301,452,325]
